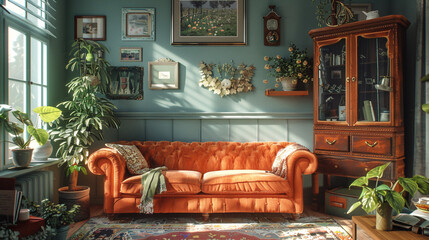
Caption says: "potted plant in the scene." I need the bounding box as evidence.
[347,162,429,230]
[50,38,120,221]
[0,105,61,167]
[263,43,313,91]
[23,198,79,239]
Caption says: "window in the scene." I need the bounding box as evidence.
[0,0,54,170]
[4,26,48,168]
[3,0,56,37]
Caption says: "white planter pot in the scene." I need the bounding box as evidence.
[279,77,297,91]
[11,148,33,168]
[30,140,53,161]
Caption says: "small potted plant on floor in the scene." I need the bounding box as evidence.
[0,105,61,167]
[347,162,429,230]
[40,199,80,239]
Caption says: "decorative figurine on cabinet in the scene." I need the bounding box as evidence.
[263,5,281,46]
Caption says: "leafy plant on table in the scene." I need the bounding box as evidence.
[0,105,61,149]
[347,162,429,214]
[50,38,120,191]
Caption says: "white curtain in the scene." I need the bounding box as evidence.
[414,0,429,176]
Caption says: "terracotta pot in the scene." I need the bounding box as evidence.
[11,148,33,168]
[376,202,393,231]
[279,77,297,91]
[58,186,90,222]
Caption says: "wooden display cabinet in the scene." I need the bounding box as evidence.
[308,15,410,210]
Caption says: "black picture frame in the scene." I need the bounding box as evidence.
[107,67,144,100]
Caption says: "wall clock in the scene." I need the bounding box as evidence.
[263,5,281,46]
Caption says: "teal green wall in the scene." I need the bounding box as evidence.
[48,0,67,106]
[65,0,316,113]
[63,0,418,204]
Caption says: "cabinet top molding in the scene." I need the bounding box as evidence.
[308,15,410,39]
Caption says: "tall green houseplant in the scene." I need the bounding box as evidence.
[51,39,120,191]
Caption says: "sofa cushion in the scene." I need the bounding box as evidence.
[121,170,202,195]
[105,143,149,175]
[202,170,291,195]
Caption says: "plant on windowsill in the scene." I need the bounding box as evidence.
[0,105,61,167]
[49,38,120,221]
[347,162,429,230]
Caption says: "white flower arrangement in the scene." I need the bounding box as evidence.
[199,61,255,97]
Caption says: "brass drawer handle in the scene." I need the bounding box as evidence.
[326,139,337,145]
[334,164,339,169]
[365,141,378,148]
[352,77,356,82]
[346,77,350,83]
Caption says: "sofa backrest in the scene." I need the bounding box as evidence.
[116,141,292,174]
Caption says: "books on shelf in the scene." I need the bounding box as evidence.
[0,190,23,224]
[393,210,429,236]
[363,100,376,121]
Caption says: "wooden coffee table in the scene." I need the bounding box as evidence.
[352,215,428,240]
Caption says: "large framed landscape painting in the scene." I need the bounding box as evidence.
[171,0,246,45]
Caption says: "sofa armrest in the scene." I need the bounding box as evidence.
[88,148,126,213]
[286,150,318,177]
[285,150,318,213]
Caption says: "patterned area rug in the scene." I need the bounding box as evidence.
[70,214,352,240]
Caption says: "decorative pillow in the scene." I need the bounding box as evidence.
[272,143,309,179]
[105,143,150,175]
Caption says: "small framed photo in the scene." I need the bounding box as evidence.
[331,70,342,80]
[75,16,106,40]
[148,59,179,90]
[107,66,144,100]
[122,8,155,40]
[120,47,142,62]
[350,4,371,21]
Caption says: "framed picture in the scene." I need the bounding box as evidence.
[171,0,246,45]
[148,59,179,89]
[122,8,155,40]
[75,16,106,40]
[107,67,144,100]
[350,4,371,21]
[331,70,342,80]
[120,47,142,62]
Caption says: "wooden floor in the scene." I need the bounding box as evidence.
[67,205,372,239]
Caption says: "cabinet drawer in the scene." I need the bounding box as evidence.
[315,134,349,152]
[352,136,392,155]
[317,158,394,179]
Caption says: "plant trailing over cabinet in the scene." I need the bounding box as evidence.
[50,39,120,191]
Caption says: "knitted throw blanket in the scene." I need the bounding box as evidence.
[271,144,309,179]
[139,166,168,214]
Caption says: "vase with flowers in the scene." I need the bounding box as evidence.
[264,44,313,91]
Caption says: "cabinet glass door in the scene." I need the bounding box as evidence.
[317,39,346,122]
[357,37,390,122]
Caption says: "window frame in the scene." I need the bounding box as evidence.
[1,12,50,170]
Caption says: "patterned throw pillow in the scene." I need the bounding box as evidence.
[105,143,150,175]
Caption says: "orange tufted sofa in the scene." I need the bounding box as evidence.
[88,141,317,216]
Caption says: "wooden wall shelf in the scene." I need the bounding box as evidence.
[265,89,309,96]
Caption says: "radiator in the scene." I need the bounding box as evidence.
[15,171,54,203]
